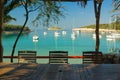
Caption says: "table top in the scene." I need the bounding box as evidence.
[0,63,120,80]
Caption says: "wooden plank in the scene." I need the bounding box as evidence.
[39,64,60,80]
[1,64,120,80]
[83,51,103,64]
[49,51,68,64]
[18,50,37,63]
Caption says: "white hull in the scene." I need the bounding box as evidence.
[33,35,39,40]
[92,34,102,39]
[54,31,60,37]
[62,31,67,35]
[106,33,120,39]
[71,32,76,40]
[43,32,47,36]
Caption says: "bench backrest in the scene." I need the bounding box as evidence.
[49,51,68,64]
[83,51,102,64]
[18,51,37,63]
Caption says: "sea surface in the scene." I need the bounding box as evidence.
[2,29,120,63]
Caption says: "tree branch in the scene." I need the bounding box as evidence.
[28,5,41,13]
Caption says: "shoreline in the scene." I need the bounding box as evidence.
[72,28,120,32]
[3,31,31,35]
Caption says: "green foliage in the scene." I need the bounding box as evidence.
[33,0,65,27]
[48,26,63,30]
[3,24,30,31]
[4,0,65,28]
[82,22,120,30]
[4,0,20,23]
[112,0,120,11]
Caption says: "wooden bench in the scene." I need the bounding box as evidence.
[49,51,68,64]
[18,51,37,63]
[83,51,103,64]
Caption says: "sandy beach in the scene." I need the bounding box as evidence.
[72,28,120,32]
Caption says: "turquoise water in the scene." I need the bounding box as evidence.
[2,30,120,63]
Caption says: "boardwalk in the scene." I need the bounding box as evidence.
[0,63,120,80]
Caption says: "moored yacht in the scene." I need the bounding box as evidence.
[54,31,60,37]
[71,32,77,40]
[62,31,67,35]
[106,33,120,39]
[92,34,102,39]
[33,35,39,40]
[43,31,47,36]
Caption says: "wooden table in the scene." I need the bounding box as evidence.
[0,63,120,80]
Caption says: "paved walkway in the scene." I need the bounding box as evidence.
[0,63,120,80]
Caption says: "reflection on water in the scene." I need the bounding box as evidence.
[2,32,29,39]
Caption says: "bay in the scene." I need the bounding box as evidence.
[2,29,120,63]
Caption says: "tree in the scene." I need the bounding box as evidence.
[79,0,103,52]
[11,0,64,62]
[4,0,20,23]
[33,0,64,27]
[93,0,103,52]
[0,0,104,62]
[0,0,4,62]
[112,0,120,11]
[11,0,29,62]
[0,0,29,62]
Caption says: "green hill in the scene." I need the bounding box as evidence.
[3,24,30,32]
[48,26,63,30]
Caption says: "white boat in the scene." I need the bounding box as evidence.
[33,35,39,40]
[71,32,76,40]
[106,35,115,39]
[76,30,80,35]
[92,34,102,39]
[106,33,120,39]
[106,38,114,41]
[54,31,60,37]
[43,32,47,36]
[111,33,120,38]
[62,31,67,35]
[33,39,38,42]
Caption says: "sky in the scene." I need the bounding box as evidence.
[9,0,115,30]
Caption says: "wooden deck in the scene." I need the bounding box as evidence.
[0,63,120,80]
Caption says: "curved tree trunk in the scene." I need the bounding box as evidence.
[94,0,102,52]
[11,2,29,62]
[0,0,4,62]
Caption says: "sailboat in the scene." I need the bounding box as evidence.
[62,24,67,36]
[33,35,39,40]
[33,28,39,41]
[71,18,77,40]
[92,33,102,39]
[71,31,77,40]
[54,31,60,37]
[62,30,67,35]
[43,31,47,36]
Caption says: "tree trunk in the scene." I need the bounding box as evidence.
[0,0,4,62]
[11,2,29,62]
[94,0,102,52]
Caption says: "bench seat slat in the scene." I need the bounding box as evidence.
[49,51,68,64]
[18,50,37,63]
